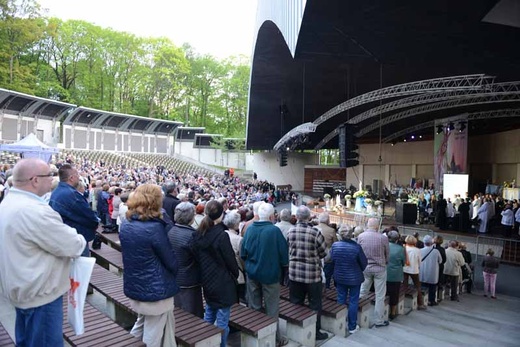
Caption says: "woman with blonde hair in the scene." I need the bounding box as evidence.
[120,184,179,347]
[403,235,427,310]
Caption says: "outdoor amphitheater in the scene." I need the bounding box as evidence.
[1,0,520,346]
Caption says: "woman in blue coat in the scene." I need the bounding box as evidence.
[120,184,179,347]
[330,226,367,334]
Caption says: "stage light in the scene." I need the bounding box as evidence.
[419,135,422,139]
[411,135,415,139]
[458,121,467,132]
[448,122,455,132]
[436,125,444,134]
[403,138,407,142]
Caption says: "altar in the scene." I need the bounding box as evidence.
[503,188,520,200]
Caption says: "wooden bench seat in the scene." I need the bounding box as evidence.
[96,230,122,251]
[91,238,276,346]
[280,286,346,337]
[90,242,124,273]
[229,304,278,347]
[63,298,144,347]
[0,322,14,347]
[89,264,222,347]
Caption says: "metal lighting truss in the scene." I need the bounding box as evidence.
[274,74,493,151]
[382,108,520,143]
[273,122,317,151]
[314,74,494,126]
[357,85,520,137]
[315,81,520,149]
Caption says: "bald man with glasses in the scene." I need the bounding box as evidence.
[0,158,86,347]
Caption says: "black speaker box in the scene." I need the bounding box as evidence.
[396,202,417,224]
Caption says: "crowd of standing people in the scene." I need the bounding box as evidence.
[0,155,506,347]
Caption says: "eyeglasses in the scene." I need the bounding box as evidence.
[29,172,58,180]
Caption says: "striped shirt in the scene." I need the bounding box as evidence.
[357,229,389,273]
[287,222,327,283]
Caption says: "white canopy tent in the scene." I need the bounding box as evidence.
[0,133,59,163]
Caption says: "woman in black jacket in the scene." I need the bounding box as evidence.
[192,200,239,347]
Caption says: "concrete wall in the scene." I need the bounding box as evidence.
[60,125,170,153]
[245,151,319,191]
[0,113,56,144]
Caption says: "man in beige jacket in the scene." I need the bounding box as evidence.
[0,158,86,347]
[318,212,338,289]
[443,240,466,301]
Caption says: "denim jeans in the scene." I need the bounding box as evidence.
[336,283,361,331]
[323,262,334,289]
[15,296,63,347]
[204,305,231,347]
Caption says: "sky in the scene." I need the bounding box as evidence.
[38,0,258,59]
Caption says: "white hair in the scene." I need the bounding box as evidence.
[252,201,263,215]
[258,202,274,221]
[318,212,329,224]
[367,218,380,231]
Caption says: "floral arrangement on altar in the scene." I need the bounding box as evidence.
[323,193,332,200]
[504,179,516,188]
[408,196,419,204]
[345,194,352,200]
[353,190,369,198]
[332,204,343,214]
[374,200,383,206]
[364,198,373,205]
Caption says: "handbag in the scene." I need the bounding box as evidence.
[421,247,435,262]
[67,257,96,335]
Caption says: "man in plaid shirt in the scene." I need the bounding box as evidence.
[287,206,329,340]
[357,217,390,327]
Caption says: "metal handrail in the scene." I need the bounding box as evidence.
[476,236,520,265]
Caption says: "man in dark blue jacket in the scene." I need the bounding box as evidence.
[50,164,99,256]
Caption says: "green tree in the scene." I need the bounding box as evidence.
[0,0,43,92]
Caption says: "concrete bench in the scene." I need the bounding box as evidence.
[280,285,346,337]
[401,285,418,311]
[0,322,14,347]
[63,298,145,347]
[322,289,389,328]
[278,298,317,347]
[229,304,278,347]
[89,264,223,347]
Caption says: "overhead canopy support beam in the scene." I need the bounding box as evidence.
[382,109,520,143]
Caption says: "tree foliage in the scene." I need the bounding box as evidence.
[0,0,250,137]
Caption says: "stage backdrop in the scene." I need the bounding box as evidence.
[434,116,468,192]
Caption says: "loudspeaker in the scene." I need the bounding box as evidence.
[323,187,334,197]
[396,202,417,224]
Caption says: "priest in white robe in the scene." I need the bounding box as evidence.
[477,200,490,233]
